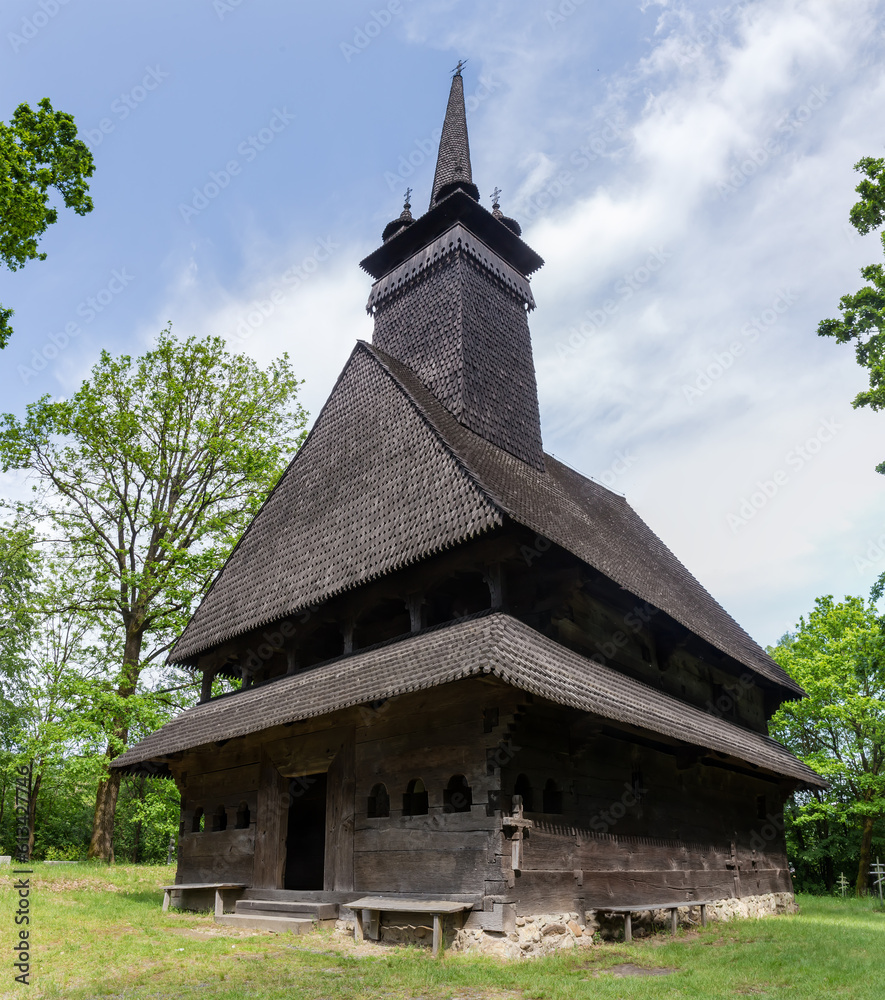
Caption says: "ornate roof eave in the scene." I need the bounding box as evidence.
[365,222,537,314]
[360,188,544,280]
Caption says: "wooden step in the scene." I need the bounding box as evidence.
[236,899,338,920]
[240,889,354,904]
[215,914,321,934]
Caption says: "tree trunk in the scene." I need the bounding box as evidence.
[88,768,121,862]
[856,813,875,896]
[27,770,41,861]
[87,627,144,862]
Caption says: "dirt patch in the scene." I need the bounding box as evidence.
[164,927,246,940]
[37,879,122,892]
[595,963,676,977]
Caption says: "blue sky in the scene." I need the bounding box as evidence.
[1,0,884,647]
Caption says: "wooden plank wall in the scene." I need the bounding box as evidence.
[172,758,260,885]
[352,679,525,896]
[499,701,793,913]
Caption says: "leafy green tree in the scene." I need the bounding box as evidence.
[769,595,885,895]
[818,157,885,467]
[0,98,95,347]
[0,519,38,681]
[0,328,308,859]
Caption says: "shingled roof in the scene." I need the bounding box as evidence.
[117,611,822,788]
[169,339,802,698]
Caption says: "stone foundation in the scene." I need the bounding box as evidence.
[335,892,796,959]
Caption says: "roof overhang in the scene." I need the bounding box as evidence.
[114,612,825,789]
[360,190,544,279]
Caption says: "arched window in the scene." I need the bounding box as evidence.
[443,774,473,813]
[513,773,534,812]
[191,807,204,833]
[367,783,390,818]
[402,778,428,817]
[235,801,251,829]
[542,779,563,814]
[211,805,227,832]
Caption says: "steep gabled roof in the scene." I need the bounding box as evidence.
[117,612,823,788]
[170,340,801,699]
[369,344,803,696]
[169,343,502,663]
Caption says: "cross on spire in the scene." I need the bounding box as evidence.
[491,186,502,209]
[451,58,468,77]
[403,187,412,210]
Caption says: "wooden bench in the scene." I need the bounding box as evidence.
[601,901,714,943]
[161,882,247,919]
[347,896,474,957]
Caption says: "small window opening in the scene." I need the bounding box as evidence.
[513,773,534,812]
[444,774,473,813]
[542,778,563,814]
[235,801,251,829]
[191,807,204,833]
[211,805,227,832]
[367,783,390,818]
[403,778,428,816]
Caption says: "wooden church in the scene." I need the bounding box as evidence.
[113,69,823,955]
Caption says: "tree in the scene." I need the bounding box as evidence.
[0,328,308,859]
[0,98,95,348]
[0,518,38,680]
[769,595,885,895]
[818,156,885,470]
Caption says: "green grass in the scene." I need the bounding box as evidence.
[1,864,884,999]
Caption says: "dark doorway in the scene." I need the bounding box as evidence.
[284,772,327,890]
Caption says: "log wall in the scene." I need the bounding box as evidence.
[168,678,793,917]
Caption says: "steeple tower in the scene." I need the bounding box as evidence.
[429,62,480,207]
[361,69,546,471]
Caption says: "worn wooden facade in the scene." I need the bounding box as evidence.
[113,69,823,942]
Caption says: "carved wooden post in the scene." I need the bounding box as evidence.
[199,667,215,703]
[483,563,505,610]
[406,593,426,632]
[502,794,533,872]
[254,750,287,888]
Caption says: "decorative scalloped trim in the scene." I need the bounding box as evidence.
[367,223,536,313]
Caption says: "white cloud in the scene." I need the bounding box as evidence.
[138,0,885,645]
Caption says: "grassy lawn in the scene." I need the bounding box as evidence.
[1,864,883,999]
